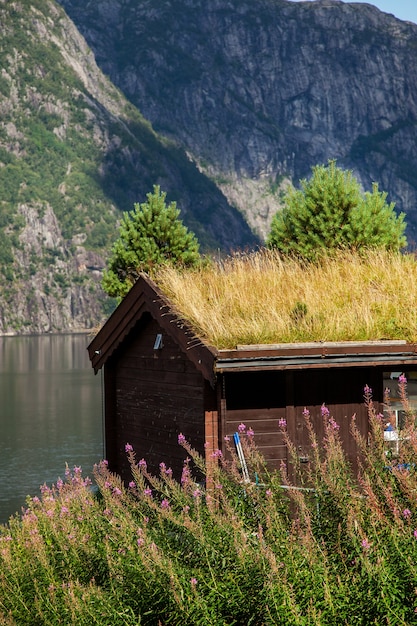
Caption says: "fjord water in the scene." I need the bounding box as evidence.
[0,334,103,525]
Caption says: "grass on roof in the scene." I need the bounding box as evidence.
[152,249,417,349]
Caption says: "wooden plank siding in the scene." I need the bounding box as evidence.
[290,367,382,471]
[221,371,288,471]
[106,314,207,484]
[219,367,384,478]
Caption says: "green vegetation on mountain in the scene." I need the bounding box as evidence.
[0,0,255,333]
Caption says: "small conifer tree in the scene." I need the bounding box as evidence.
[102,185,200,298]
[267,160,407,261]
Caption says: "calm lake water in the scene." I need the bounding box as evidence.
[0,334,103,525]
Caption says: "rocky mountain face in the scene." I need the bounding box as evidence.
[4,0,417,334]
[58,0,417,242]
[0,0,255,334]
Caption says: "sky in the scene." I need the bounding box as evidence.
[288,1,417,25]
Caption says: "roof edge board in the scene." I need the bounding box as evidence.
[87,274,218,383]
[215,354,417,372]
[218,342,417,360]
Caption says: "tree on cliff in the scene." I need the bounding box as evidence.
[102,186,200,298]
[267,161,407,261]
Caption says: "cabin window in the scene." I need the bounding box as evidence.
[224,371,286,410]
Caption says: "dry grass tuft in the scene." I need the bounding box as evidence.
[153,249,417,348]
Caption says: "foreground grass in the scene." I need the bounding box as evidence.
[153,249,417,348]
[2,380,417,624]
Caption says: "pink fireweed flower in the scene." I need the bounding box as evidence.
[125,443,133,453]
[60,506,69,516]
[278,418,287,429]
[160,499,170,510]
[190,577,198,586]
[364,384,372,397]
[181,458,191,487]
[113,487,122,496]
[211,449,223,459]
[361,538,371,550]
[403,509,412,519]
[238,423,246,433]
[215,483,223,490]
[193,488,202,498]
[138,458,147,470]
[137,537,144,547]
[56,478,63,490]
[247,428,255,438]
[129,481,136,489]
[144,488,152,498]
[265,489,272,497]
[302,407,310,418]
[321,404,330,418]
[399,373,407,385]
[178,433,186,445]
[413,529,417,539]
[159,462,173,477]
[328,417,340,431]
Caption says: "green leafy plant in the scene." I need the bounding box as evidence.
[3,379,417,623]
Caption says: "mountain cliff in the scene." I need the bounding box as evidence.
[58,0,417,241]
[0,0,255,334]
[4,0,417,334]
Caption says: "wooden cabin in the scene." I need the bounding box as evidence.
[88,274,417,483]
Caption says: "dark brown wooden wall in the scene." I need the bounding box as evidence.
[222,371,288,470]
[221,366,383,475]
[289,367,380,473]
[104,313,206,483]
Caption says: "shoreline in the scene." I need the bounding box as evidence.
[0,328,97,338]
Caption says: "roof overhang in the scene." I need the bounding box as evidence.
[88,274,218,384]
[215,340,417,373]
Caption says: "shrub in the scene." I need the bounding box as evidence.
[267,160,407,261]
[102,186,201,299]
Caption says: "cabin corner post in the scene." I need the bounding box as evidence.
[103,363,118,472]
[204,410,219,491]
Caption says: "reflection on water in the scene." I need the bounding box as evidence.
[0,334,103,524]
